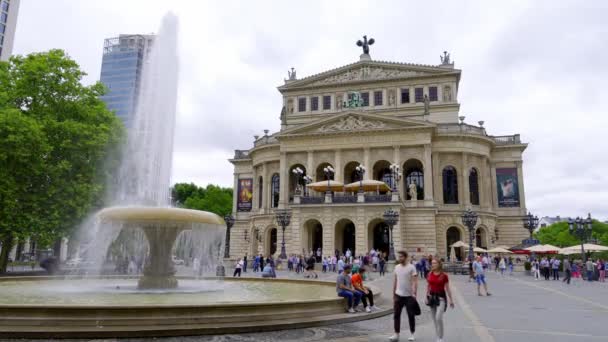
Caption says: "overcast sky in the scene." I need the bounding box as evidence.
[13,1,608,220]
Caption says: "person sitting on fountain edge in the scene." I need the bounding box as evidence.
[351,267,378,313]
[336,265,362,313]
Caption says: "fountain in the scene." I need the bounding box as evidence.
[0,12,389,338]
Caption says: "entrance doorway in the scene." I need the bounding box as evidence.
[446,226,462,261]
[335,219,356,256]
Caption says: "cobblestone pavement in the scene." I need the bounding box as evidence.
[3,269,607,342]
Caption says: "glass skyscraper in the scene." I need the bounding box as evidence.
[99,34,154,128]
[0,0,20,61]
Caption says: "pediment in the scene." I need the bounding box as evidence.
[278,112,435,137]
[280,60,458,90]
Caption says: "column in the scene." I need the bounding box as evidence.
[252,167,259,210]
[393,145,400,196]
[432,152,441,202]
[334,149,342,183]
[409,86,415,104]
[424,144,434,201]
[480,157,489,210]
[262,163,269,210]
[461,153,469,206]
[516,161,526,211]
[363,148,371,180]
[232,172,238,215]
[307,150,314,179]
[490,163,497,209]
[279,152,288,208]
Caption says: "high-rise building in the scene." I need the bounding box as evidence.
[99,34,154,128]
[0,0,20,61]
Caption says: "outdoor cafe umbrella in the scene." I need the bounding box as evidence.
[560,243,608,253]
[525,244,561,253]
[450,241,468,248]
[474,247,487,253]
[306,180,345,192]
[487,247,513,254]
[344,179,391,193]
[449,245,457,262]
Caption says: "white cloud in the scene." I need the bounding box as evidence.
[12,1,608,220]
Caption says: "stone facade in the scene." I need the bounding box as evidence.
[229,53,528,261]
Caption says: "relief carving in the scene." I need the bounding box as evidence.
[310,67,422,86]
[317,115,387,133]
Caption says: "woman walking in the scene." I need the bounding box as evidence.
[499,257,506,276]
[426,259,454,342]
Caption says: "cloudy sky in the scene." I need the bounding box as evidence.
[13,1,608,220]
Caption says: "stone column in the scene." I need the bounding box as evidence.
[480,157,489,210]
[516,161,526,211]
[252,167,259,211]
[409,86,415,104]
[261,163,268,211]
[490,163,498,209]
[279,152,288,208]
[307,150,314,179]
[334,149,343,183]
[432,152,441,202]
[424,144,434,202]
[461,153,469,206]
[232,172,239,214]
[363,147,371,180]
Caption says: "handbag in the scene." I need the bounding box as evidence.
[409,297,422,316]
[426,293,440,307]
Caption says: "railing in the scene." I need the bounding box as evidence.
[254,135,278,147]
[436,123,486,136]
[492,134,521,145]
[300,196,324,204]
[364,194,392,203]
[333,195,358,203]
[233,150,250,159]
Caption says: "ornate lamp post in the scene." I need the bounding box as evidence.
[355,165,366,192]
[292,167,305,195]
[522,211,539,260]
[382,208,399,260]
[303,175,313,196]
[323,166,335,194]
[389,164,401,192]
[568,213,593,262]
[275,209,292,259]
[461,209,478,263]
[223,214,235,258]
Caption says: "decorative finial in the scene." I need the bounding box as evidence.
[356,35,375,55]
[287,67,297,80]
[459,116,465,124]
[478,120,485,127]
[263,129,269,136]
[440,51,451,65]
[253,135,259,140]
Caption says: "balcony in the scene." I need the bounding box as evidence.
[364,194,392,203]
[491,134,521,145]
[254,135,278,148]
[293,192,395,205]
[233,150,250,160]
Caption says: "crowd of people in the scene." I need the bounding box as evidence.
[531,257,606,284]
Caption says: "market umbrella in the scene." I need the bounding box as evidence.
[344,180,391,193]
[487,247,513,254]
[474,247,487,253]
[306,180,345,192]
[449,246,457,262]
[560,243,608,253]
[559,249,581,255]
[450,241,468,248]
[525,244,561,253]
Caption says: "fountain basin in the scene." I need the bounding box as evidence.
[0,276,389,338]
[98,206,225,225]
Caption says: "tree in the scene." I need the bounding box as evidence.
[172,183,233,217]
[535,220,608,247]
[0,50,124,273]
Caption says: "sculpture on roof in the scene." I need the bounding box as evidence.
[287,67,297,80]
[440,51,451,65]
[356,35,375,55]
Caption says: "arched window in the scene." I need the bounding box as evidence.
[469,168,480,206]
[442,166,458,204]
[404,159,424,200]
[258,176,263,208]
[271,174,280,208]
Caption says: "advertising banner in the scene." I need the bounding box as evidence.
[237,178,253,212]
[496,168,520,207]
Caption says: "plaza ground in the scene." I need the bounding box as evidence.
[2,269,607,342]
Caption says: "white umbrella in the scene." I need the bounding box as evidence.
[474,247,487,253]
[559,249,581,255]
[487,247,513,254]
[450,241,468,248]
[561,243,608,253]
[449,245,457,261]
[525,244,561,253]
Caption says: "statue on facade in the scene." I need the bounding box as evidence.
[440,51,451,65]
[443,85,452,102]
[408,181,418,201]
[388,89,395,106]
[280,106,287,125]
[423,94,430,115]
[356,35,375,55]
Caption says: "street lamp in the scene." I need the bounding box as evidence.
[275,209,292,259]
[355,164,366,192]
[568,213,593,262]
[522,212,539,241]
[323,166,335,194]
[383,208,399,260]
[461,209,478,263]
[389,164,401,192]
[292,167,305,195]
[223,214,235,258]
[303,175,313,196]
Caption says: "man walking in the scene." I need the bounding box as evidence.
[473,256,491,296]
[243,254,248,273]
[552,258,560,280]
[586,259,594,282]
[390,251,418,342]
[562,258,572,284]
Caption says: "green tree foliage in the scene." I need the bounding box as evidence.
[172,183,233,217]
[535,220,608,247]
[0,50,124,272]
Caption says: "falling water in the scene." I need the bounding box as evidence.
[72,13,225,280]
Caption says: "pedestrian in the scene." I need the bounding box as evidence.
[390,251,419,342]
[322,257,328,272]
[243,254,248,273]
[541,257,550,280]
[352,267,377,313]
[473,256,491,296]
[508,257,514,276]
[379,254,386,277]
[336,265,362,313]
[233,259,243,277]
[552,257,560,280]
[337,256,345,274]
[426,259,454,342]
[586,259,594,282]
[331,255,337,272]
[598,259,605,283]
[562,258,572,285]
[499,257,506,276]
[532,259,540,280]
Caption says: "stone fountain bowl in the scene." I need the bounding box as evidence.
[97,206,226,290]
[0,276,389,338]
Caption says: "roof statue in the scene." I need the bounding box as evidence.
[440,51,451,65]
[356,35,375,55]
[285,67,297,83]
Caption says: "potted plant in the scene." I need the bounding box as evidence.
[524,261,532,275]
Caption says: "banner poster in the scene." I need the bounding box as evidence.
[496,168,520,207]
[237,178,253,212]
